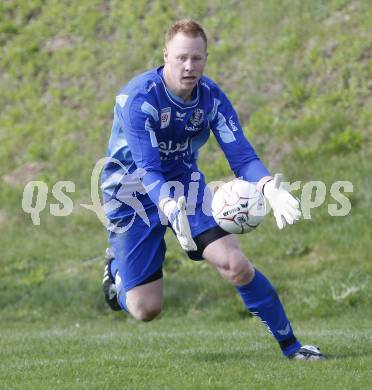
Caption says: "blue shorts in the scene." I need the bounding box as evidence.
[106,170,228,292]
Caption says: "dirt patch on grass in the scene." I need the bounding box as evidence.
[44,34,80,53]
[2,162,44,187]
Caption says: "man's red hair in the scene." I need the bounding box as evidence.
[165,19,207,48]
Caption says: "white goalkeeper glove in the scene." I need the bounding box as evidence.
[159,196,197,251]
[263,173,301,230]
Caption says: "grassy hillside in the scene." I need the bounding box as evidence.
[0,0,371,325]
[1,1,371,388]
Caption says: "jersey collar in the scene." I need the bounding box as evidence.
[157,66,200,110]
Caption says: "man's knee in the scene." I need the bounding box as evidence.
[133,307,162,322]
[126,278,163,321]
[221,251,254,285]
[127,299,162,322]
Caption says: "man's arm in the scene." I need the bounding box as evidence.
[116,95,196,250]
[115,97,167,205]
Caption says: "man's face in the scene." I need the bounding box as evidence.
[163,33,207,99]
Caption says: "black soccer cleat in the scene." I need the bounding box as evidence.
[102,248,121,311]
[289,345,326,361]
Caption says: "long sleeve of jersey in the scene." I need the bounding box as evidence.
[209,88,270,182]
[115,96,170,206]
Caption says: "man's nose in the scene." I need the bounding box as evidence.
[184,59,193,72]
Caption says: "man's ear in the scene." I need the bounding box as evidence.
[163,47,168,63]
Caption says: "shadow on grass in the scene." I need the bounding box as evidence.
[325,351,372,360]
[190,349,372,363]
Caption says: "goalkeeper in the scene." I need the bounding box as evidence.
[101,19,324,360]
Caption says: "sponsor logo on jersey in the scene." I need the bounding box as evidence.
[158,138,190,156]
[229,116,239,131]
[175,111,187,121]
[161,107,171,128]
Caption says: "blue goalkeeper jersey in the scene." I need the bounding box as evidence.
[101,66,269,213]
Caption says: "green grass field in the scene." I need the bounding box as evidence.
[1,0,371,388]
[1,314,371,389]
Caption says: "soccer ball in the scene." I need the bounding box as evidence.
[211,179,266,234]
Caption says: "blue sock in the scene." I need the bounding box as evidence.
[236,269,301,357]
[109,257,119,278]
[109,258,129,313]
[115,272,129,313]
[117,290,129,313]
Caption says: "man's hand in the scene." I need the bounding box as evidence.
[263,173,301,230]
[159,196,197,251]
